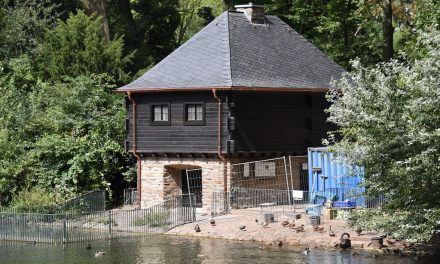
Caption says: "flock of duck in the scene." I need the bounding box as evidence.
[193,218,353,252]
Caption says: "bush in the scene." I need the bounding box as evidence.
[326,29,440,242]
[8,187,63,212]
[352,208,440,242]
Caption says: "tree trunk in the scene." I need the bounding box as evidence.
[382,0,393,61]
[118,0,136,32]
[80,0,110,42]
[118,0,137,40]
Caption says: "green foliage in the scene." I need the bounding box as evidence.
[394,0,440,61]
[175,0,221,45]
[134,210,170,227]
[352,209,440,242]
[107,0,180,72]
[8,187,63,212]
[266,0,383,69]
[37,10,132,82]
[0,0,58,62]
[326,29,440,241]
[0,55,134,204]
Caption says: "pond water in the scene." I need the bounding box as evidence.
[0,235,435,264]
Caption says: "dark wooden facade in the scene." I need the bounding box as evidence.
[126,92,229,155]
[126,91,331,157]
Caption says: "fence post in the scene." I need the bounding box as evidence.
[283,156,292,207]
[102,191,106,211]
[108,211,112,238]
[63,214,68,243]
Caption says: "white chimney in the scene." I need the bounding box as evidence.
[235,2,265,24]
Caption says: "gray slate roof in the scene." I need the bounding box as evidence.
[117,11,345,92]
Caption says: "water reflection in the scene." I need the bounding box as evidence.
[0,235,435,264]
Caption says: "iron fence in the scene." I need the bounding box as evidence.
[211,192,230,216]
[55,190,106,213]
[211,187,386,216]
[230,157,292,204]
[0,191,106,214]
[123,188,138,206]
[230,187,291,209]
[0,195,194,243]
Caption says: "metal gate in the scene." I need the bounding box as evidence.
[184,169,203,208]
[229,157,292,209]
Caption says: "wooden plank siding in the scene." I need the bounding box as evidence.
[125,92,229,154]
[231,92,331,155]
[125,91,331,156]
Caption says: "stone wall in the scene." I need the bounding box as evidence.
[140,157,231,213]
[139,156,307,213]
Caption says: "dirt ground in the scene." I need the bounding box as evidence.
[166,210,434,256]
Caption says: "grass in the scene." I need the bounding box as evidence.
[134,211,170,227]
[96,217,117,226]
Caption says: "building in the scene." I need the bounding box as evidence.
[116,3,344,212]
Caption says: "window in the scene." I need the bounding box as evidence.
[151,104,170,125]
[184,103,205,125]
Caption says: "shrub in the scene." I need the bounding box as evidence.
[134,210,169,227]
[8,187,63,212]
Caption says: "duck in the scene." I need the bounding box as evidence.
[339,233,351,249]
[386,238,396,245]
[86,243,92,250]
[194,224,201,232]
[239,225,246,231]
[281,220,290,227]
[95,251,106,257]
[328,226,336,237]
[294,224,304,232]
[317,225,325,232]
[303,247,310,255]
[277,240,283,247]
[355,227,362,236]
[288,222,295,228]
[210,219,216,226]
[312,224,319,231]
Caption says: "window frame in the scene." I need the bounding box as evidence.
[150,103,171,125]
[184,102,205,126]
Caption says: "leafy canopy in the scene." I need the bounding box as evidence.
[326,29,440,241]
[0,11,136,206]
[37,10,132,82]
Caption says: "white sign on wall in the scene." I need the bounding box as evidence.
[243,163,250,177]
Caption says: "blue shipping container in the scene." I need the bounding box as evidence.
[307,147,365,207]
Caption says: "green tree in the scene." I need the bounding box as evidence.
[394,0,440,60]
[107,0,180,74]
[176,0,221,45]
[266,0,383,69]
[326,29,440,241]
[0,57,133,203]
[36,10,132,82]
[0,0,57,63]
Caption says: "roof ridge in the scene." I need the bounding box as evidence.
[226,11,233,87]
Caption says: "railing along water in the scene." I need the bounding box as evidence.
[0,195,194,243]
